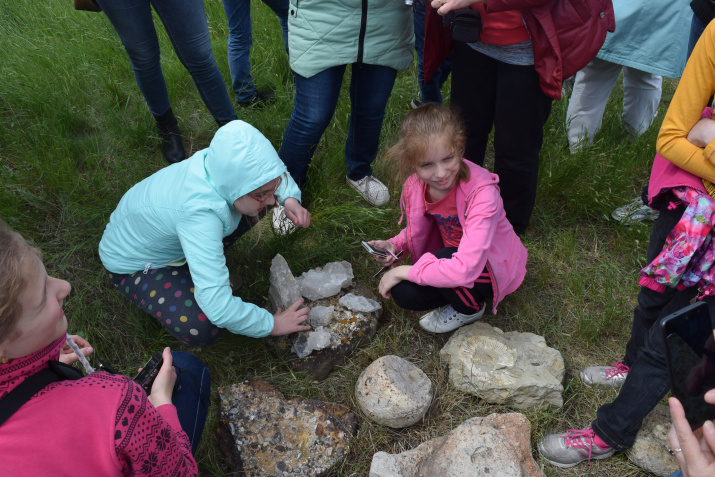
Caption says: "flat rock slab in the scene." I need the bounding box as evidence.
[627,404,679,476]
[271,282,380,381]
[369,413,541,476]
[440,322,564,410]
[218,379,357,477]
[356,355,434,428]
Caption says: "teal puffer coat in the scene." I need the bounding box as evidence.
[288,0,414,78]
[99,121,301,338]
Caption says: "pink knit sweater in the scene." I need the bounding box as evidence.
[0,336,198,476]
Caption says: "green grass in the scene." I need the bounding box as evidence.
[1,1,676,475]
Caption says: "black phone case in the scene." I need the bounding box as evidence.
[133,351,164,395]
[661,301,715,429]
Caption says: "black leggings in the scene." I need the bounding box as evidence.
[391,247,492,315]
[107,213,260,346]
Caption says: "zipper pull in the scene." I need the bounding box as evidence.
[143,263,152,274]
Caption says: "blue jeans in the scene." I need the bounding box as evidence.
[413,0,451,104]
[592,196,715,450]
[171,351,211,454]
[221,0,288,103]
[96,0,236,122]
[279,64,397,189]
[688,14,708,60]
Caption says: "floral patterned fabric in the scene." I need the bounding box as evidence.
[639,186,715,298]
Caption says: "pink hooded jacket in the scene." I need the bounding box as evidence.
[388,160,527,314]
[0,336,197,476]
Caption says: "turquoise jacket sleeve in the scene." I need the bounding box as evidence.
[276,172,302,206]
[176,209,274,338]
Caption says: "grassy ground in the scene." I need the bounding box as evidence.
[0,1,676,475]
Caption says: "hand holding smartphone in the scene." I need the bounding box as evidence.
[133,351,164,395]
[361,241,399,260]
[661,302,715,429]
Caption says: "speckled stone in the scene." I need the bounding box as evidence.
[218,379,357,477]
[627,404,680,476]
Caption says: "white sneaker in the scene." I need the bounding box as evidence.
[272,204,296,235]
[346,175,390,206]
[418,304,485,333]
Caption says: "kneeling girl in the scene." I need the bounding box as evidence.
[369,105,527,333]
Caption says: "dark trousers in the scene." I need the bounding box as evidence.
[390,247,492,314]
[593,195,715,450]
[450,42,553,234]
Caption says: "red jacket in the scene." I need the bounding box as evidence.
[424,0,615,99]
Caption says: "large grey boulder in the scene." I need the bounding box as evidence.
[218,379,357,477]
[627,404,680,476]
[356,355,434,428]
[440,322,564,410]
[369,413,541,476]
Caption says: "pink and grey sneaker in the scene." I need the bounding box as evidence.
[580,358,629,388]
[538,426,615,468]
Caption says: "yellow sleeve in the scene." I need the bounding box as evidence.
[657,20,715,183]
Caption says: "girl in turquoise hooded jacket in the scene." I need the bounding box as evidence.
[99,121,311,346]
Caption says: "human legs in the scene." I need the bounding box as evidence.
[413,1,451,105]
[262,0,289,52]
[170,351,211,454]
[689,14,709,60]
[452,43,554,233]
[450,42,497,166]
[278,66,346,188]
[565,57,622,153]
[109,265,224,346]
[344,64,397,182]
[152,0,236,123]
[96,0,171,116]
[621,67,662,137]
[491,59,552,234]
[221,0,257,103]
[390,248,492,314]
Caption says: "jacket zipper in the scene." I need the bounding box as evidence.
[143,263,153,275]
[357,0,368,64]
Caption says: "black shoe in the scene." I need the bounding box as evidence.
[237,91,276,108]
[153,108,186,164]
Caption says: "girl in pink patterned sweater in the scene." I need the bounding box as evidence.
[0,219,208,476]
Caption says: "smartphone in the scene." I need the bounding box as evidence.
[132,351,164,395]
[361,241,399,260]
[661,301,715,429]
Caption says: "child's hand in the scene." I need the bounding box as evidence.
[378,265,411,299]
[59,335,93,365]
[283,198,311,228]
[271,298,311,336]
[368,240,398,266]
[687,118,715,148]
[148,347,176,408]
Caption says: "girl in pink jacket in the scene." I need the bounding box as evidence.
[369,105,527,333]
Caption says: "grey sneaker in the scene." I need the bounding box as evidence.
[610,197,659,225]
[410,96,421,109]
[272,204,296,235]
[538,426,614,468]
[418,304,485,333]
[580,359,629,388]
[346,175,390,206]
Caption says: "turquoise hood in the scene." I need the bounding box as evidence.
[99,121,301,337]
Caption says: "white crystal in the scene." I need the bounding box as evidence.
[309,306,335,327]
[291,326,332,358]
[297,261,354,301]
[268,254,302,311]
[338,293,381,313]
